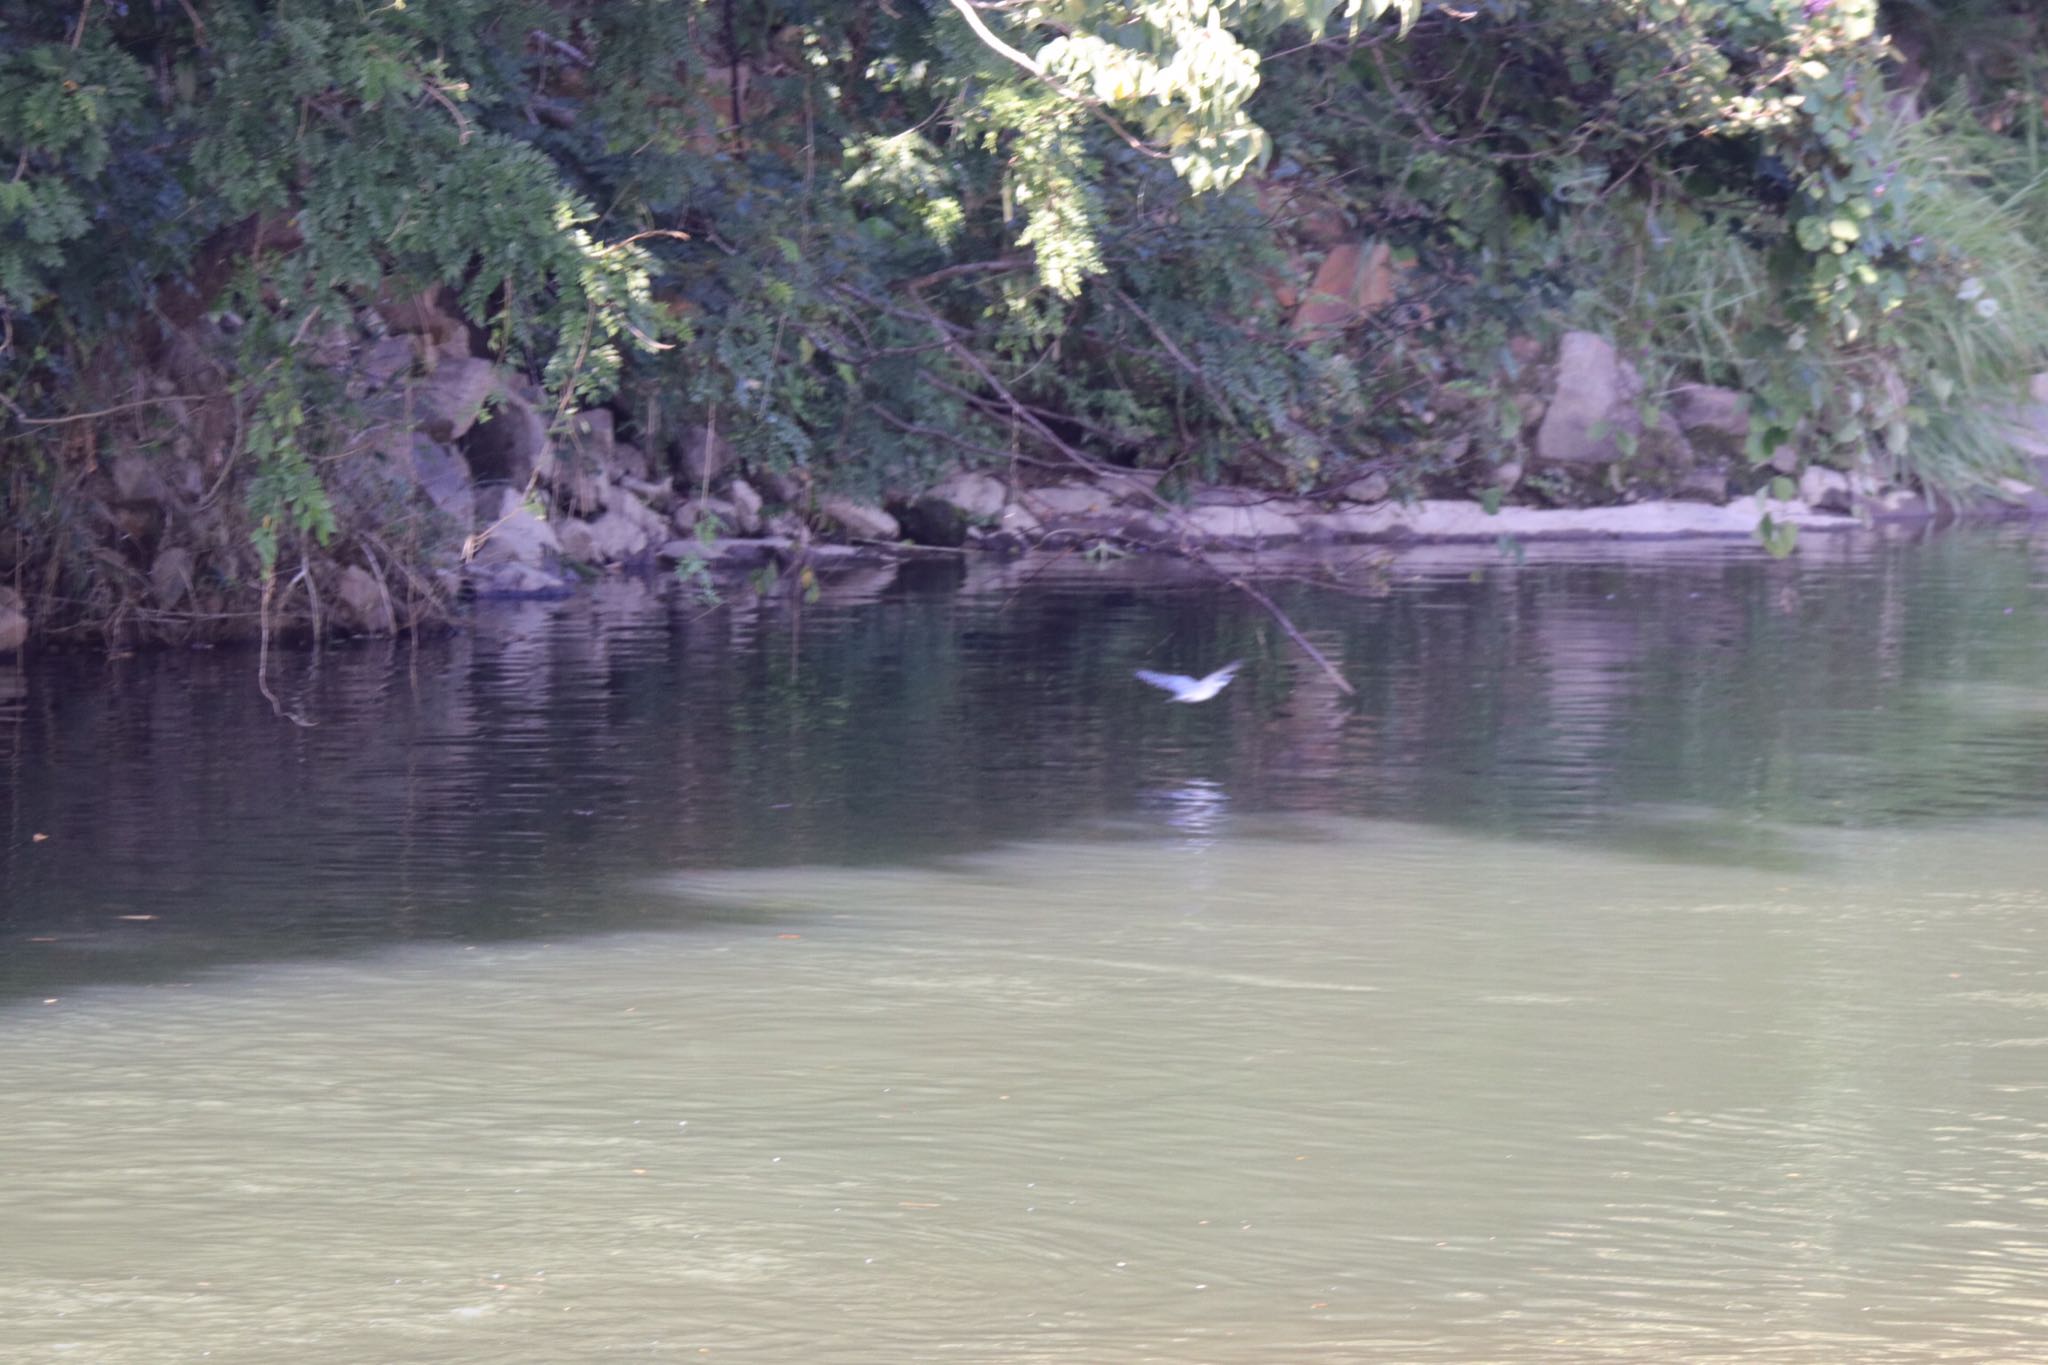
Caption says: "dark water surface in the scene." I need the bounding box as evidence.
[5,530,2048,1361]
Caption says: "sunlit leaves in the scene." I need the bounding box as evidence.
[941,0,1418,293]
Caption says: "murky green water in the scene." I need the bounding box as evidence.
[5,532,2048,1361]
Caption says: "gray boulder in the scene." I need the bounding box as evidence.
[333,565,394,633]
[1177,491,1307,541]
[620,475,677,515]
[1341,471,1391,503]
[1537,332,1636,464]
[727,477,765,534]
[1798,466,1855,514]
[404,432,475,528]
[673,421,733,489]
[1673,464,1732,505]
[673,496,739,537]
[1025,482,1115,519]
[1669,384,1751,462]
[464,384,551,487]
[470,488,561,570]
[930,470,1010,521]
[580,508,658,562]
[354,335,417,395]
[818,495,900,541]
[1669,384,1749,438]
[554,517,597,565]
[405,355,498,443]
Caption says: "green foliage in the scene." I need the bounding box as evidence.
[7,0,2048,643]
[0,27,148,313]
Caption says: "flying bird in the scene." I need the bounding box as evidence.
[1134,660,1243,703]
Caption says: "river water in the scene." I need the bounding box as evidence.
[4,532,2048,1362]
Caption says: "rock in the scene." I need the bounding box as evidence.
[149,547,195,608]
[352,426,472,527]
[893,494,970,548]
[1292,240,1396,338]
[305,321,355,369]
[1674,464,1732,504]
[1537,332,1639,464]
[1669,385,1749,464]
[580,506,658,562]
[403,355,499,443]
[1798,466,1855,513]
[1995,477,2048,516]
[1669,384,1750,439]
[468,561,574,599]
[1176,498,1305,542]
[1859,487,1933,521]
[1255,175,1351,250]
[1034,510,1168,548]
[375,285,472,354]
[673,496,739,536]
[612,441,649,483]
[0,586,29,653]
[405,433,475,528]
[547,411,636,516]
[727,477,765,534]
[355,335,417,394]
[751,465,806,506]
[931,470,1011,521]
[1341,471,1391,503]
[1297,503,1406,539]
[673,421,733,489]
[1025,483,1116,519]
[333,564,393,633]
[1998,402,2048,466]
[818,495,900,541]
[613,488,669,540]
[1488,461,1524,492]
[990,503,1042,536]
[555,518,598,564]
[110,453,174,506]
[619,475,676,515]
[464,385,550,487]
[659,537,788,569]
[1094,469,1164,504]
[1302,496,1858,541]
[469,488,561,570]
[561,490,666,564]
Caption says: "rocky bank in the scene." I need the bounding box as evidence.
[12,309,2048,653]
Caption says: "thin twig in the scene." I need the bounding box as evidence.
[2,392,213,427]
[942,0,1167,160]
[256,574,317,727]
[904,290,1355,694]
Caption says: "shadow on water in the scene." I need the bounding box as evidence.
[6,525,2048,1001]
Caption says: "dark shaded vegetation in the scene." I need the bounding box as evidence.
[4,0,2046,643]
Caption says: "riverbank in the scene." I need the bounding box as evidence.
[12,317,2048,654]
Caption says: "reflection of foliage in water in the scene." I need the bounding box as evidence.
[4,534,2048,999]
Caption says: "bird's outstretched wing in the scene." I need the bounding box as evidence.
[1134,668,1199,696]
[1202,660,1245,687]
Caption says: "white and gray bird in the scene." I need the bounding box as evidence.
[1134,660,1243,703]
